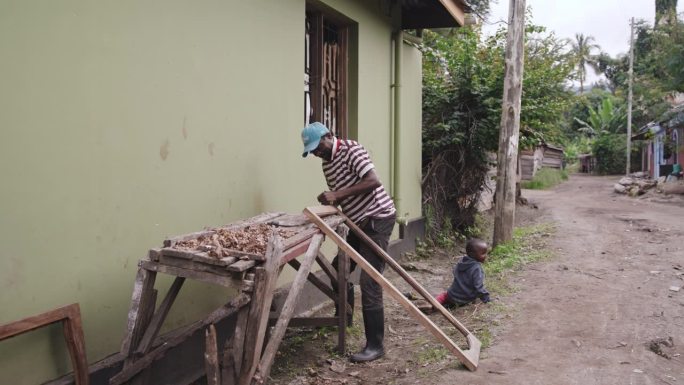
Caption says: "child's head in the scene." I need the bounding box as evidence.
[465,238,489,263]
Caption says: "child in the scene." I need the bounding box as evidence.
[435,238,490,306]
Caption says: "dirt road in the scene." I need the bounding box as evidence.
[454,174,684,385]
[271,175,683,385]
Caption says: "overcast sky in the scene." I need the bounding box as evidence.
[482,0,684,84]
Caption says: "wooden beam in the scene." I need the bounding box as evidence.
[438,0,466,26]
[304,207,481,371]
[109,294,250,385]
[135,277,186,355]
[205,325,220,385]
[254,234,325,384]
[120,267,157,357]
[238,235,283,385]
[0,304,90,385]
[140,260,237,287]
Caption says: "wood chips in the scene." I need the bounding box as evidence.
[173,224,297,257]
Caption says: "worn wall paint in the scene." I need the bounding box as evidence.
[0,0,421,383]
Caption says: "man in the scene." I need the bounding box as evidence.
[301,122,396,362]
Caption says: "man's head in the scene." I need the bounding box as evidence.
[465,238,489,263]
[301,122,334,160]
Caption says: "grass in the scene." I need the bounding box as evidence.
[521,167,569,189]
[486,223,554,277]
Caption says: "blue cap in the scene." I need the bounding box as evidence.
[301,122,330,157]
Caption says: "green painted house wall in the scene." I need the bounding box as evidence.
[0,0,424,383]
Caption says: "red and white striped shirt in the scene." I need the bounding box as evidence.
[322,138,396,224]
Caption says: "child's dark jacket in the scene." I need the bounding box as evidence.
[447,255,490,304]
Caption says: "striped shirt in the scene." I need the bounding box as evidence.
[322,138,396,224]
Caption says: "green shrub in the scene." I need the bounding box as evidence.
[592,132,626,174]
[521,167,568,189]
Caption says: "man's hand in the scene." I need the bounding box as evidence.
[317,191,338,205]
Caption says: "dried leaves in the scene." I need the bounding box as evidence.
[174,224,297,258]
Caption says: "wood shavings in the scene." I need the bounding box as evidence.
[174,224,297,258]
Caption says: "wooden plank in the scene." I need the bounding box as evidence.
[0,304,90,385]
[305,205,339,217]
[238,235,283,385]
[336,244,349,354]
[286,259,345,310]
[205,325,220,385]
[254,234,325,385]
[158,255,234,277]
[221,333,237,385]
[148,248,162,262]
[109,294,250,385]
[140,260,237,288]
[61,305,94,385]
[161,247,201,260]
[135,277,186,355]
[226,260,256,273]
[218,212,287,231]
[230,306,250,382]
[280,239,312,266]
[315,252,338,289]
[304,207,481,372]
[120,267,157,357]
[163,230,216,248]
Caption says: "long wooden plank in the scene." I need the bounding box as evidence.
[304,207,481,372]
[254,234,325,384]
[343,214,476,338]
[120,267,157,357]
[158,255,235,277]
[109,294,250,385]
[238,235,283,385]
[135,277,186,355]
[205,325,220,385]
[336,247,349,354]
[140,260,237,287]
[59,307,93,385]
[314,252,338,288]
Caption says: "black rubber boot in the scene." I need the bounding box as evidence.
[350,308,384,363]
[334,283,355,326]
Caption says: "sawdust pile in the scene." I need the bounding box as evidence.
[174,224,297,257]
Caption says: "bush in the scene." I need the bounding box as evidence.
[592,132,626,174]
[521,167,568,189]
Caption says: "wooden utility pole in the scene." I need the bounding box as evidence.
[493,0,526,247]
[626,17,635,176]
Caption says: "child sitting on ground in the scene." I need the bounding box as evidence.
[435,238,490,306]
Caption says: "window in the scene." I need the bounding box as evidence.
[305,10,349,138]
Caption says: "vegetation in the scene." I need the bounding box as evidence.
[421,23,574,238]
[521,168,569,190]
[570,33,600,94]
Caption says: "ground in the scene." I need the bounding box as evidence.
[267,174,684,385]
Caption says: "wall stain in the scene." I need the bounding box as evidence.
[208,142,215,157]
[182,116,188,140]
[160,139,170,160]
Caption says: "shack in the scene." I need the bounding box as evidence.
[520,143,565,180]
[633,105,684,179]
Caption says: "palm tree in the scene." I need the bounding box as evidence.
[570,34,600,94]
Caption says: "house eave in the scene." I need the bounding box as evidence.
[401,0,467,29]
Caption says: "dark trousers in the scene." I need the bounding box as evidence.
[334,216,395,311]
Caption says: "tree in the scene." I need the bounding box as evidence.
[570,33,600,94]
[420,21,574,237]
[574,97,626,135]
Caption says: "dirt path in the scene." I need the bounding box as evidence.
[454,174,684,385]
[270,174,684,385]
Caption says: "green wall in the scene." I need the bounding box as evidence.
[0,0,421,383]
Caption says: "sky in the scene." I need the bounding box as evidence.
[482,0,684,84]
